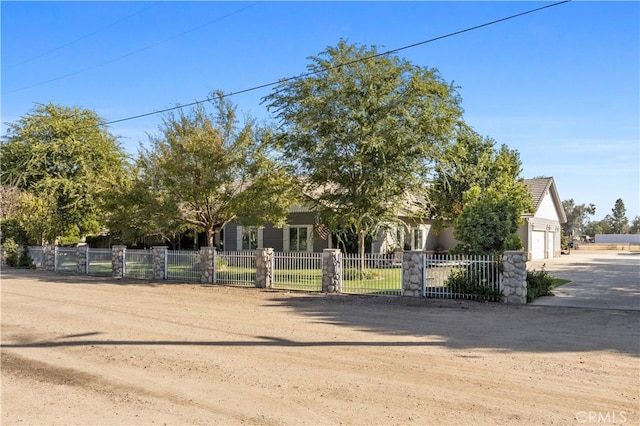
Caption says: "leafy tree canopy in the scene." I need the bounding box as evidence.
[608,198,628,234]
[263,40,464,257]
[452,185,527,256]
[562,199,596,238]
[0,103,128,244]
[138,93,298,247]
[629,216,640,234]
[430,125,527,228]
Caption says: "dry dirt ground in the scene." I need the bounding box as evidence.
[1,268,638,425]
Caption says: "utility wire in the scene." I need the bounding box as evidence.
[2,1,262,95]
[103,0,572,127]
[2,1,163,71]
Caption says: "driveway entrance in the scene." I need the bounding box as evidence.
[529,251,640,310]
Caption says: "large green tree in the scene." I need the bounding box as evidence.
[263,41,464,259]
[430,125,528,228]
[562,199,596,239]
[140,94,298,247]
[585,218,612,238]
[452,186,524,255]
[102,160,184,247]
[0,103,128,244]
[608,198,628,234]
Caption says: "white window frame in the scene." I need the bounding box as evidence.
[411,226,426,251]
[236,225,263,250]
[283,225,313,252]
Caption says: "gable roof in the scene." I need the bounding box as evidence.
[523,177,567,223]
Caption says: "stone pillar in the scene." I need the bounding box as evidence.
[152,246,168,280]
[321,249,342,293]
[112,245,126,278]
[402,251,425,297]
[255,248,274,288]
[76,244,88,274]
[44,245,56,271]
[200,247,216,284]
[502,251,527,304]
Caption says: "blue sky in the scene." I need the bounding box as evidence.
[2,1,638,221]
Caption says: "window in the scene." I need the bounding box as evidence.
[289,226,308,251]
[236,226,263,250]
[412,227,425,251]
[242,227,259,250]
[283,225,313,252]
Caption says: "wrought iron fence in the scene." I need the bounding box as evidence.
[342,253,402,295]
[27,246,44,269]
[124,249,153,279]
[55,247,77,272]
[87,248,112,276]
[424,254,502,301]
[273,251,322,291]
[24,245,505,301]
[215,251,255,286]
[166,250,200,282]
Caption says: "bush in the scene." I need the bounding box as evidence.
[526,266,554,302]
[445,265,502,301]
[18,246,35,268]
[0,218,29,245]
[3,238,20,267]
[343,268,379,281]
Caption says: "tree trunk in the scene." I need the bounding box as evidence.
[358,229,366,271]
[207,228,214,248]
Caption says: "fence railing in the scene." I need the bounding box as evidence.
[342,253,402,295]
[55,247,77,272]
[21,246,515,302]
[424,254,502,300]
[166,250,200,281]
[27,246,44,269]
[273,251,322,291]
[215,251,255,286]
[124,249,153,279]
[88,248,112,276]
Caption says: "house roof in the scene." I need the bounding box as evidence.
[523,177,567,223]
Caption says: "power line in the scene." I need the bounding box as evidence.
[2,1,262,95]
[103,0,572,127]
[2,1,163,71]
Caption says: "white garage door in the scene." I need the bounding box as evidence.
[547,232,555,258]
[531,231,545,260]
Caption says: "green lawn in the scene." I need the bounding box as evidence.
[550,278,571,289]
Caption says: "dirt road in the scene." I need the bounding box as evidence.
[2,269,638,425]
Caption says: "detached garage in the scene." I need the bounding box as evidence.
[520,177,567,260]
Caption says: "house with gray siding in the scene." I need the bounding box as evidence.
[223,177,566,260]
